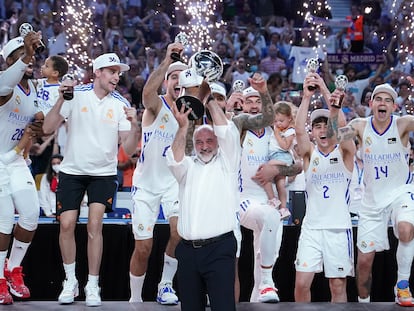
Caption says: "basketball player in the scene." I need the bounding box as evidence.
[129,42,187,305]
[0,32,43,305]
[294,72,355,302]
[336,83,414,306]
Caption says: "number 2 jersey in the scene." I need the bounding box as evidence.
[361,115,411,212]
[304,145,352,229]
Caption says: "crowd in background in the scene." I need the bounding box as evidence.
[0,0,413,189]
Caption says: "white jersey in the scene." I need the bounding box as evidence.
[0,80,37,165]
[239,127,273,202]
[59,84,131,176]
[36,78,60,115]
[132,96,178,194]
[303,145,352,229]
[361,115,411,211]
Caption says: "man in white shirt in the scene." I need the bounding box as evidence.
[43,52,140,307]
[167,87,240,311]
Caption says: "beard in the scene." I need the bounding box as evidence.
[23,72,33,80]
[196,151,215,164]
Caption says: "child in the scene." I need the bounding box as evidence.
[24,55,69,160]
[36,55,69,116]
[263,101,296,219]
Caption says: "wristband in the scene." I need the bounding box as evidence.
[14,146,22,154]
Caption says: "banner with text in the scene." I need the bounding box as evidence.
[327,53,385,64]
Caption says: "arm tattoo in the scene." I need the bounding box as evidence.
[327,115,339,139]
[259,90,275,127]
[277,162,302,177]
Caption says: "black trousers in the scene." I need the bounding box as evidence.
[175,232,237,311]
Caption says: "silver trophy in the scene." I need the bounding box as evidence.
[332,74,348,108]
[176,50,224,120]
[306,58,319,91]
[233,80,245,93]
[176,67,205,120]
[19,23,45,54]
[171,32,188,62]
[189,50,223,83]
[231,80,245,112]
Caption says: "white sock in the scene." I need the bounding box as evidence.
[358,296,370,303]
[8,239,30,270]
[259,266,274,288]
[0,251,7,278]
[160,254,177,284]
[129,273,145,303]
[87,274,99,287]
[396,239,414,283]
[63,262,76,281]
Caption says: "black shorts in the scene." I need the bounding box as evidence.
[56,172,118,216]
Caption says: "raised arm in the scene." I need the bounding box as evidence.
[295,74,317,160]
[0,32,40,105]
[232,73,275,132]
[327,89,356,170]
[171,105,191,163]
[142,42,183,116]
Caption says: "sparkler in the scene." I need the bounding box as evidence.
[298,0,332,51]
[390,0,414,71]
[62,0,95,79]
[174,0,225,53]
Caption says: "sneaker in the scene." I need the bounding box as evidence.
[395,280,414,307]
[58,279,79,304]
[4,266,30,299]
[258,286,280,303]
[267,198,281,208]
[0,278,13,305]
[85,284,102,307]
[156,282,178,305]
[278,207,291,220]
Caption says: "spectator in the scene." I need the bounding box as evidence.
[224,57,250,88]
[260,44,286,76]
[47,19,67,56]
[39,154,63,217]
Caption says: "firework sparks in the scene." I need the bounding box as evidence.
[63,0,95,78]
[174,0,224,53]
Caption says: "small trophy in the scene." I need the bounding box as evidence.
[331,74,348,108]
[306,58,319,91]
[233,80,245,93]
[231,79,245,112]
[19,23,45,54]
[171,32,188,62]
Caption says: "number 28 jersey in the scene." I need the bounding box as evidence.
[0,81,37,154]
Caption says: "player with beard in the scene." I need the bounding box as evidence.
[129,42,187,305]
[0,32,43,304]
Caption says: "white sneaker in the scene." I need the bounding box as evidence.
[58,279,79,304]
[156,282,178,305]
[258,286,280,303]
[85,284,101,307]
